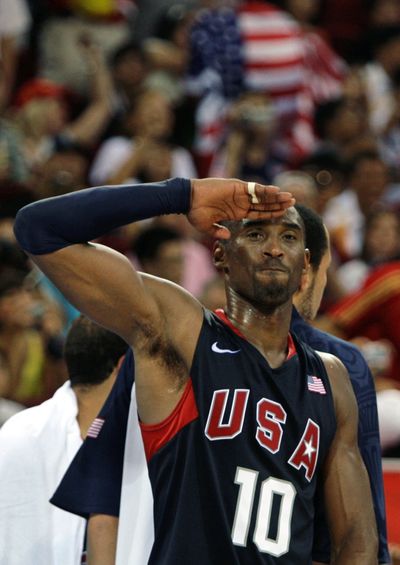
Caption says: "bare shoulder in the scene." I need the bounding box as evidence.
[140,272,204,331]
[131,274,205,423]
[316,351,352,388]
[141,271,202,309]
[137,272,204,364]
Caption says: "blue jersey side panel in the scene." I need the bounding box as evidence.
[291,308,389,564]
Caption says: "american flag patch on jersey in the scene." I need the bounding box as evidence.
[307,375,326,395]
[87,417,105,438]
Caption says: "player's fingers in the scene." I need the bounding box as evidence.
[248,197,296,213]
[246,202,296,220]
[269,206,295,218]
[276,191,294,202]
[245,182,293,205]
[257,190,293,204]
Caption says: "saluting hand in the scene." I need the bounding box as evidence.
[187,178,295,239]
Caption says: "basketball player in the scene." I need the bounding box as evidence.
[54,205,389,565]
[14,177,378,562]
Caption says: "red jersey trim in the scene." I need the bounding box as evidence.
[214,308,245,337]
[140,379,198,461]
[214,309,297,360]
[287,333,296,360]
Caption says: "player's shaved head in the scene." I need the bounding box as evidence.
[219,207,305,245]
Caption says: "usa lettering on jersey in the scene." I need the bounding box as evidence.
[205,388,319,481]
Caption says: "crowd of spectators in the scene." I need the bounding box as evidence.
[1,0,400,458]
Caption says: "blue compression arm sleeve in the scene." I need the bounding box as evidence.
[14,178,191,255]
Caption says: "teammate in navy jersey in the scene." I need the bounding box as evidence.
[14,177,377,563]
[292,205,389,564]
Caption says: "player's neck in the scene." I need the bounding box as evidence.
[74,375,116,439]
[225,292,293,368]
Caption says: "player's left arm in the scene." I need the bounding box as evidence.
[87,514,118,565]
[319,352,378,565]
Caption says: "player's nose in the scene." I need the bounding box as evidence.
[262,234,284,257]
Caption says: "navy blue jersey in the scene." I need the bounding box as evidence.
[52,309,388,563]
[140,310,336,564]
[291,307,389,564]
[51,350,134,518]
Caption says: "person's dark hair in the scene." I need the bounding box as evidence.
[133,225,181,264]
[360,208,400,262]
[314,98,344,139]
[392,67,400,90]
[0,268,26,299]
[0,192,35,220]
[154,4,191,41]
[0,241,29,274]
[300,149,345,177]
[295,205,328,271]
[300,149,345,191]
[345,149,383,178]
[109,41,145,68]
[369,25,400,54]
[64,316,128,387]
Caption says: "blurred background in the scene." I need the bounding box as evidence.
[1,0,400,547]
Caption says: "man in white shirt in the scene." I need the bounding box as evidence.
[0,315,127,565]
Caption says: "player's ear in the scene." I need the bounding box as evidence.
[304,248,310,272]
[116,354,125,371]
[213,241,228,272]
[299,249,311,291]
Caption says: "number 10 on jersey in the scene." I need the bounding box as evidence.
[231,467,296,556]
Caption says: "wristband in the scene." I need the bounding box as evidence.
[14,178,191,255]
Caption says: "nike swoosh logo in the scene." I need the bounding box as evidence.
[211,342,241,354]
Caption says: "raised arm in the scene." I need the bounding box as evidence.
[320,353,378,564]
[14,178,293,341]
[14,179,193,341]
[14,178,293,422]
[65,40,114,148]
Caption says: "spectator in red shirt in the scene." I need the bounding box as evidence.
[322,260,400,386]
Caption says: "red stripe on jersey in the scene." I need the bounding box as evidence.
[287,333,296,360]
[140,379,198,461]
[214,309,297,360]
[214,308,245,337]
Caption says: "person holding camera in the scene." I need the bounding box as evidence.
[210,92,287,184]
